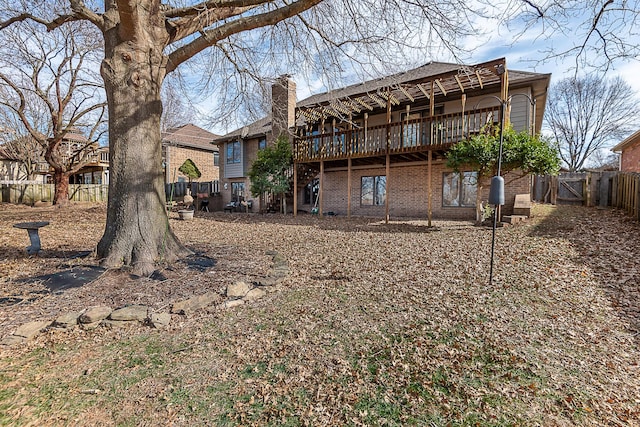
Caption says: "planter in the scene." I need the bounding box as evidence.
[178,209,194,220]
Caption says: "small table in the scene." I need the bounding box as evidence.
[13,221,50,254]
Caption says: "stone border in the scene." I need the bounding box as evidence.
[1,251,289,347]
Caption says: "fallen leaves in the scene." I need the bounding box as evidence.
[0,203,639,425]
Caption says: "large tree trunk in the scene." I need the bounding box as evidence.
[96,27,190,276]
[52,170,71,207]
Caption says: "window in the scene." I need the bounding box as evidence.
[231,182,245,202]
[226,141,241,164]
[361,175,386,206]
[258,138,267,150]
[213,151,219,166]
[443,172,477,207]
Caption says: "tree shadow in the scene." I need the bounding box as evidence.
[17,265,107,293]
[529,204,640,343]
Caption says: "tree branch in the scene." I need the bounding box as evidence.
[116,0,140,41]
[0,1,104,32]
[166,0,323,73]
[163,0,269,18]
[168,6,255,43]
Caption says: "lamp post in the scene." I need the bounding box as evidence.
[487,99,506,286]
[477,92,536,286]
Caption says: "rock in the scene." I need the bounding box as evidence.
[212,299,245,311]
[244,288,266,302]
[79,306,112,324]
[110,305,148,322]
[80,321,102,330]
[171,292,218,314]
[272,253,286,264]
[149,312,171,329]
[13,321,51,339]
[53,311,81,328]
[1,335,26,346]
[226,281,251,298]
[225,299,245,309]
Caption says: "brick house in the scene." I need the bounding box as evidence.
[612,130,640,172]
[214,77,296,211]
[162,123,220,184]
[216,58,550,220]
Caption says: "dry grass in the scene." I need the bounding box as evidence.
[0,203,639,426]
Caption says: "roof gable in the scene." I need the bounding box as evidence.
[162,123,220,151]
[612,130,640,152]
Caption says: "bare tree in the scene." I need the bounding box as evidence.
[0,110,45,181]
[505,1,640,72]
[0,10,106,205]
[1,1,637,274]
[161,78,196,132]
[0,136,45,181]
[589,149,619,171]
[545,75,640,172]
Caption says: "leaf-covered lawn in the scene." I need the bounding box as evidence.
[0,203,638,426]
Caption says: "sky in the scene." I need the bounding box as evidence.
[197,2,640,141]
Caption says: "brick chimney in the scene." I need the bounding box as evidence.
[271,75,296,143]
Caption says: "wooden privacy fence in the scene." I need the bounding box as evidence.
[611,172,640,221]
[165,180,220,199]
[0,183,108,204]
[533,171,640,221]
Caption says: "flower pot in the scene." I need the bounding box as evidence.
[178,209,194,220]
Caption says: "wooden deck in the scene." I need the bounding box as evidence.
[293,106,500,163]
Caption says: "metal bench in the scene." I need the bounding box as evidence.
[13,221,49,254]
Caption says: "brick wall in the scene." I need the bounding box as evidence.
[166,145,219,183]
[271,77,296,143]
[621,142,640,172]
[300,162,531,220]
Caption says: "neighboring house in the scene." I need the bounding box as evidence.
[612,130,640,172]
[162,123,220,184]
[214,78,294,211]
[216,58,551,219]
[0,131,109,184]
[62,129,109,184]
[0,140,47,183]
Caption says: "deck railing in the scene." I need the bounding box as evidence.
[294,106,500,162]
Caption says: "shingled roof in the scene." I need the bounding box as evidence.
[217,57,550,141]
[162,123,220,151]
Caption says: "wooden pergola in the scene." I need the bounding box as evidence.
[292,58,510,223]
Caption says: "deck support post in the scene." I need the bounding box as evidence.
[293,162,298,218]
[347,158,352,218]
[364,113,368,151]
[385,153,390,224]
[319,160,324,217]
[428,150,432,227]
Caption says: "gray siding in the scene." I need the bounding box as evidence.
[509,89,533,133]
[224,141,244,178]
